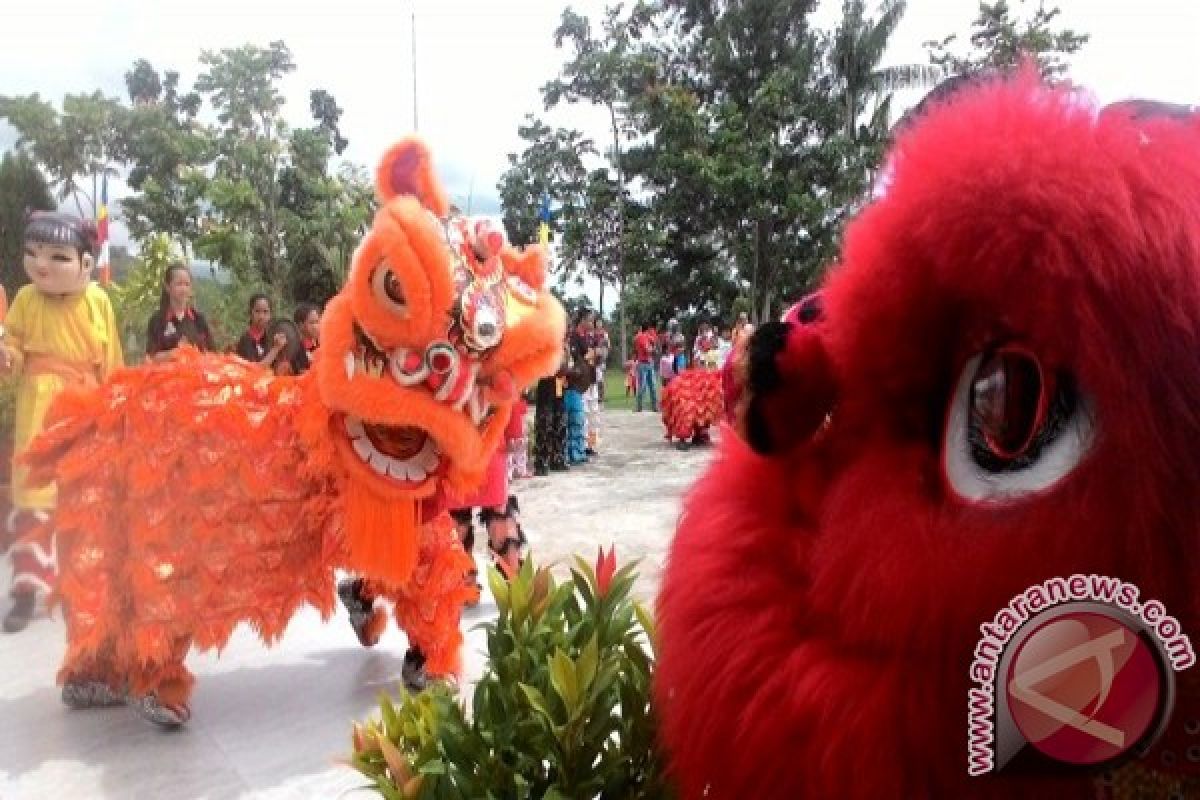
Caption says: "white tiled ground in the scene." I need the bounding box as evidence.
[0,411,709,799]
[0,574,498,800]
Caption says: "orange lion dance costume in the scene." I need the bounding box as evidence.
[660,368,722,449]
[22,139,566,727]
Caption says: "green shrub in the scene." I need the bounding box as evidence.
[348,550,673,799]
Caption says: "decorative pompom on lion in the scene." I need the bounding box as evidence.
[22,139,566,727]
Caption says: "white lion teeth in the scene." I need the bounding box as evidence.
[347,426,441,485]
[368,450,390,475]
[344,352,356,380]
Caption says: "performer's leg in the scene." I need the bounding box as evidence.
[5,509,54,633]
[337,575,388,648]
[60,650,126,709]
[126,634,195,728]
[565,390,586,465]
[513,438,531,479]
[533,398,552,476]
[387,517,474,689]
[449,509,480,605]
[585,386,600,455]
[58,514,128,708]
[550,401,569,471]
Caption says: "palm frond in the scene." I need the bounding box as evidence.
[871,63,943,92]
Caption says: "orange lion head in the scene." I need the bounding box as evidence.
[312,138,565,583]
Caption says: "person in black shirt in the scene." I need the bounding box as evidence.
[265,318,308,376]
[564,310,596,465]
[235,293,287,367]
[293,303,321,373]
[144,264,214,362]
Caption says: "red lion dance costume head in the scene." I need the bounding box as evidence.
[24,139,565,727]
[657,76,1200,798]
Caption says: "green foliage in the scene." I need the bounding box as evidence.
[0,90,123,218]
[3,44,374,314]
[349,553,672,799]
[0,151,56,296]
[630,0,870,323]
[498,117,593,248]
[108,234,179,360]
[501,1,927,332]
[924,0,1089,80]
[113,59,212,251]
[832,1,942,143]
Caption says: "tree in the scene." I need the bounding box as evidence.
[925,0,1088,79]
[0,152,56,295]
[832,1,940,144]
[279,113,374,307]
[0,91,123,218]
[113,60,213,254]
[194,41,296,292]
[543,4,658,361]
[497,116,593,248]
[631,0,864,323]
[308,89,349,157]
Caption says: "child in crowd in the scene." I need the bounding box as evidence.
[293,303,321,372]
[235,294,288,367]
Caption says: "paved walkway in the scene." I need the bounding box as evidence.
[0,409,714,799]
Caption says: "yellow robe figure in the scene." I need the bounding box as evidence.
[5,283,124,509]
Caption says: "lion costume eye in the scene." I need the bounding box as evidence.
[372,264,408,314]
[943,347,1096,503]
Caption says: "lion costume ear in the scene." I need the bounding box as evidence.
[375,138,449,217]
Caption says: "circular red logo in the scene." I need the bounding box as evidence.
[1005,611,1164,766]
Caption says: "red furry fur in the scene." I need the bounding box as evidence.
[656,77,1200,798]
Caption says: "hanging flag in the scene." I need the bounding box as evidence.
[96,175,111,286]
[537,192,552,245]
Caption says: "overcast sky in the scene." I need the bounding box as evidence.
[3,0,1197,256]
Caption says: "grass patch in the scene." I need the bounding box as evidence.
[601,365,642,411]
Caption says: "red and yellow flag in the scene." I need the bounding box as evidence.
[96,176,111,285]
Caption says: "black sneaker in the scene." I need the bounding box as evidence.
[3,592,36,633]
[402,648,428,691]
[337,578,379,647]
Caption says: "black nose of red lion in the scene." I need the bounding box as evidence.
[730,293,837,456]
